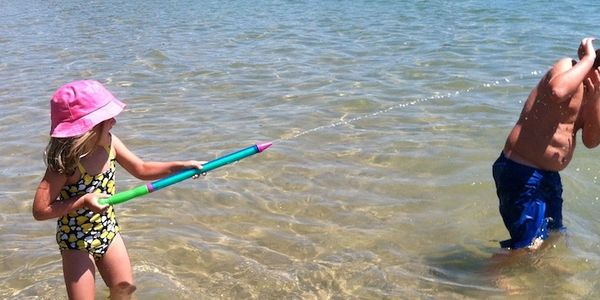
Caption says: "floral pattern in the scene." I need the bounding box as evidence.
[55,148,120,260]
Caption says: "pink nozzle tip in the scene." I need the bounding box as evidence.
[256,142,273,152]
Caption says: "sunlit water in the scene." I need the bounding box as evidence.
[2,1,600,299]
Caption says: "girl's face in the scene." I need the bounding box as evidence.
[97,118,116,146]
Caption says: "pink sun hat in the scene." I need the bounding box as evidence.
[50,80,126,138]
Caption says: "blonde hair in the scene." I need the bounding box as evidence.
[44,124,102,175]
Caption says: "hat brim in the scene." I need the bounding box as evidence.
[50,98,125,138]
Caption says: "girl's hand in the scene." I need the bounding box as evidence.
[186,160,206,179]
[185,160,206,169]
[83,193,109,213]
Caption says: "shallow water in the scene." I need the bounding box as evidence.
[2,0,600,299]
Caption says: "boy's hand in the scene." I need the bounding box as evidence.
[585,68,600,101]
[578,37,596,60]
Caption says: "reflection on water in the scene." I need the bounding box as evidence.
[2,0,600,299]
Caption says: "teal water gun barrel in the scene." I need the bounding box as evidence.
[98,142,272,205]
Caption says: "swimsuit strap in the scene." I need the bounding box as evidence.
[76,161,87,175]
[76,144,114,175]
[103,144,115,160]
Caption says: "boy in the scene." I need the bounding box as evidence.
[493,37,600,251]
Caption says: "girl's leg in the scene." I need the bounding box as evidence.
[61,250,97,300]
[96,233,136,299]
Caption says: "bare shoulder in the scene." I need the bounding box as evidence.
[111,133,143,166]
[111,134,127,152]
[112,134,123,145]
[39,167,68,191]
[536,57,577,98]
[111,134,127,158]
[547,57,576,77]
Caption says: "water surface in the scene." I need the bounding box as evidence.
[2,1,600,298]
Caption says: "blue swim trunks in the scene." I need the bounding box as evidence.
[492,152,565,249]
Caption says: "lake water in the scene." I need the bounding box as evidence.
[2,0,600,299]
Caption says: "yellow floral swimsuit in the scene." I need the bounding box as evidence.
[56,145,120,260]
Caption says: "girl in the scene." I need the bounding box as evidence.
[33,80,203,299]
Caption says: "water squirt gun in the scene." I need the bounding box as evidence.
[98,142,272,205]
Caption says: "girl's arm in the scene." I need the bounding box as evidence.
[112,135,202,181]
[32,168,108,220]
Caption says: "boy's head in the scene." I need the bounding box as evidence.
[594,49,600,69]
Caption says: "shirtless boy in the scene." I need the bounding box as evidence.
[493,37,600,250]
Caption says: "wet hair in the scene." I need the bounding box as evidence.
[594,49,600,69]
[44,124,101,175]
